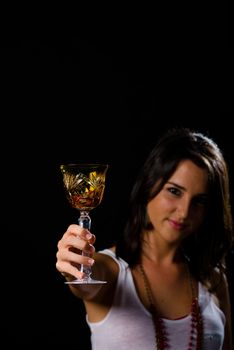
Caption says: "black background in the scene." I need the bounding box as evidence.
[1,6,233,348]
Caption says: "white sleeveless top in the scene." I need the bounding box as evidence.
[86,249,225,350]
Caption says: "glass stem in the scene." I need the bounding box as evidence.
[79,211,92,279]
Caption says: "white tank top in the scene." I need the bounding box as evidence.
[86,249,225,350]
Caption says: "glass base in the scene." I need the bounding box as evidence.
[65,278,107,285]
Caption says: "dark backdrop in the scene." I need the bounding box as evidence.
[1,9,233,348]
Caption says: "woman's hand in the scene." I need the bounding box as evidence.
[56,224,96,280]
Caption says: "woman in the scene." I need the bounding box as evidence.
[56,127,233,349]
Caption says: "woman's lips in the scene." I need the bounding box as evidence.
[168,219,185,230]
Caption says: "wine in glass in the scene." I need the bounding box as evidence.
[60,163,108,284]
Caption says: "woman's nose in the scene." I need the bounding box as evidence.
[176,198,191,219]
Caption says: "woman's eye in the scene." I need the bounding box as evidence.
[167,187,181,196]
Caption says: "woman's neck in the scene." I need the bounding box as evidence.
[141,231,183,266]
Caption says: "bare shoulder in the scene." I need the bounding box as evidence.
[211,268,233,350]
[93,246,119,282]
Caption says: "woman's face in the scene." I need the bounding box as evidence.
[147,159,209,244]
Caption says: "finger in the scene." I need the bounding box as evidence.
[64,226,96,244]
[56,258,95,280]
[66,224,93,240]
[56,247,95,266]
[58,233,95,253]
[57,262,85,280]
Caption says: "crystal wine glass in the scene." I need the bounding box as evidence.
[60,163,108,284]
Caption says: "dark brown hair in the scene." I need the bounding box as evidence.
[116,127,233,286]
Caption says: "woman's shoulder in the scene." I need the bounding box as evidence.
[98,246,116,255]
[93,246,119,280]
[96,246,116,262]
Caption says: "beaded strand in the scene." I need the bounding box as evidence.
[139,264,203,349]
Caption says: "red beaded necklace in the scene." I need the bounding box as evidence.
[139,264,203,350]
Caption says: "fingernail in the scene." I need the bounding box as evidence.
[88,259,94,265]
[86,233,92,240]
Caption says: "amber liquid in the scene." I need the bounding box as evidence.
[61,165,107,211]
[69,183,105,211]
